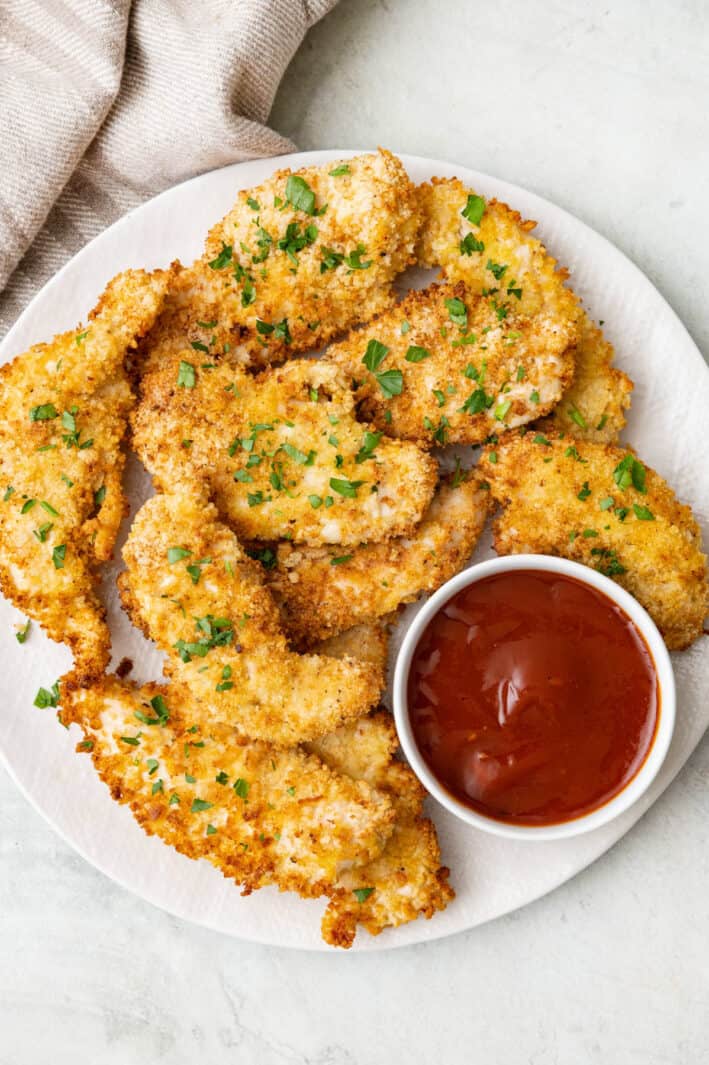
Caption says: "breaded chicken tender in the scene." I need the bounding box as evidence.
[264,472,490,647]
[201,149,420,364]
[60,675,395,901]
[132,355,437,547]
[417,177,580,324]
[119,489,383,743]
[326,281,576,446]
[540,312,633,442]
[0,269,169,678]
[417,178,635,442]
[479,431,708,649]
[307,712,454,948]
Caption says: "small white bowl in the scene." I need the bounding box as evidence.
[393,554,675,841]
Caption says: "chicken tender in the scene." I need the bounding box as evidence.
[60,674,395,901]
[417,177,580,324]
[327,281,576,446]
[132,355,437,546]
[202,149,420,364]
[479,431,708,649]
[264,472,491,647]
[417,178,635,441]
[307,712,454,948]
[119,489,383,743]
[540,312,633,442]
[0,269,169,678]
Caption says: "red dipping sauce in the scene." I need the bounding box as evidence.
[408,570,659,826]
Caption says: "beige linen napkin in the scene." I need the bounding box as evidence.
[0,0,337,338]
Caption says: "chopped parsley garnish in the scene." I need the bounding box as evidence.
[277,221,318,265]
[52,544,66,569]
[208,242,233,270]
[445,297,468,330]
[633,504,655,521]
[353,887,375,903]
[582,528,599,538]
[134,694,169,726]
[461,193,486,225]
[486,259,508,280]
[577,481,591,501]
[362,339,389,372]
[405,345,431,363]
[191,798,213,813]
[568,406,588,429]
[329,164,350,176]
[247,491,264,507]
[177,361,196,388]
[613,454,646,493]
[330,555,353,566]
[282,442,316,465]
[375,368,403,398]
[330,477,364,499]
[29,403,58,422]
[75,330,89,345]
[285,175,316,215]
[590,547,626,576]
[246,196,260,210]
[460,233,485,255]
[3,487,14,501]
[533,434,551,447]
[355,430,382,463]
[174,615,234,662]
[256,317,292,344]
[320,246,345,272]
[344,244,372,270]
[529,390,540,404]
[599,496,615,511]
[33,522,53,543]
[15,619,30,644]
[120,735,141,747]
[494,400,511,422]
[401,320,411,335]
[433,389,446,408]
[40,500,59,516]
[459,388,492,415]
[21,499,36,514]
[167,546,191,563]
[34,681,60,708]
[94,485,106,508]
[233,778,249,799]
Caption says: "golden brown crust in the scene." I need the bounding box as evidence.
[132,352,437,547]
[201,149,421,363]
[119,487,384,743]
[60,674,395,899]
[479,431,708,650]
[416,178,580,324]
[539,311,634,442]
[307,711,453,949]
[327,280,577,446]
[264,472,491,647]
[0,268,170,677]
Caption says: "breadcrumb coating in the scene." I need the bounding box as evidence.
[540,312,633,442]
[308,711,453,949]
[0,268,170,679]
[327,281,576,446]
[132,354,437,547]
[119,488,383,743]
[202,149,420,363]
[60,674,395,901]
[416,177,635,443]
[479,431,708,650]
[264,471,491,647]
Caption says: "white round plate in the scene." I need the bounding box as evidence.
[1,152,707,952]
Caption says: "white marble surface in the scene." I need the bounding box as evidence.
[2,1,708,1061]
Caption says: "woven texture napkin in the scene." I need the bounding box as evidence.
[0,0,337,339]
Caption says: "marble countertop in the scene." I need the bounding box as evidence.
[2,2,707,1062]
